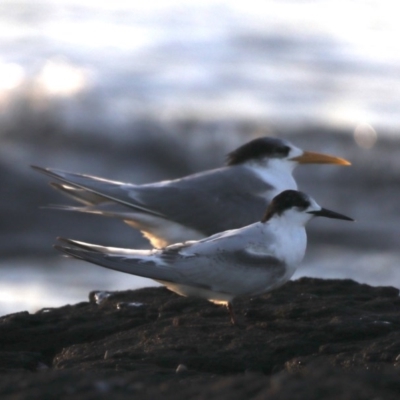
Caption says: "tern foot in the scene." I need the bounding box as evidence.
[227,303,245,328]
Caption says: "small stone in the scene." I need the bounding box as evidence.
[36,308,53,314]
[93,291,112,305]
[176,364,188,373]
[117,302,144,310]
[104,350,110,360]
[395,354,400,361]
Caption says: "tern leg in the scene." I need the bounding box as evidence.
[227,302,238,326]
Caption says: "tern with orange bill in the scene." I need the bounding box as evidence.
[33,137,350,248]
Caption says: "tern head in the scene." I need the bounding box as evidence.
[226,137,350,169]
[262,190,354,225]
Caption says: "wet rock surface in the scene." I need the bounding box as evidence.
[2,278,400,399]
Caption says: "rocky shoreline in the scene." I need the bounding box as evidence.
[2,277,400,398]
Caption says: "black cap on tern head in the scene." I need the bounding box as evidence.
[226,136,351,166]
[262,190,311,222]
[226,137,291,166]
[262,190,354,222]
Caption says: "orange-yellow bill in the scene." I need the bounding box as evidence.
[290,151,351,165]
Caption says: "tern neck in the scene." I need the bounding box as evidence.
[247,159,298,194]
[265,216,307,264]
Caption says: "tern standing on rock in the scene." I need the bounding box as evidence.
[33,137,350,248]
[55,190,354,325]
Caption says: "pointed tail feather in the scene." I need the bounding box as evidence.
[32,165,164,218]
[44,203,141,221]
[49,182,108,205]
[54,238,181,283]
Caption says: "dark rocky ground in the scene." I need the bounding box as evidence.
[2,277,400,399]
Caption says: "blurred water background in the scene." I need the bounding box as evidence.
[1,0,399,316]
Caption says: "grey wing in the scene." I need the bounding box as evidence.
[46,202,146,220]
[162,245,287,297]
[32,166,164,217]
[55,235,287,297]
[155,226,287,296]
[133,166,273,235]
[55,238,244,289]
[33,165,272,235]
[55,238,186,283]
[49,182,111,206]
[228,249,288,295]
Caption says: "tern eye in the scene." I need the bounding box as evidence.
[298,199,311,210]
[274,145,291,158]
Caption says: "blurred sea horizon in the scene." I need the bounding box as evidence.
[0,0,399,316]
